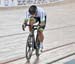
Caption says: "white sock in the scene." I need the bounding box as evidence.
[40,43,43,49]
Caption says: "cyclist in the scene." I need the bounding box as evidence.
[22,5,46,52]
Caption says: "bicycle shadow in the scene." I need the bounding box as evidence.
[25,57,40,64]
[25,61,31,64]
[33,57,40,64]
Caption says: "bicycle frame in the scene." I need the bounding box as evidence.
[25,24,40,61]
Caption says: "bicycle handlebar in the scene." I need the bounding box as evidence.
[22,23,40,31]
[26,24,39,27]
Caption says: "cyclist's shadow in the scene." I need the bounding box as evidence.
[33,57,40,64]
[25,57,40,64]
[25,61,31,64]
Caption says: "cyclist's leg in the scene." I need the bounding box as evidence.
[38,25,45,49]
[38,16,46,51]
[29,17,36,32]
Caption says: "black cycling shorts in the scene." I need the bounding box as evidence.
[34,16,46,30]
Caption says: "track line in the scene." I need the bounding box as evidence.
[47,53,75,64]
[1,42,75,64]
[0,24,75,38]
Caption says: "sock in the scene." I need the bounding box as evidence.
[40,43,43,49]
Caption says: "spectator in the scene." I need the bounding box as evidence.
[4,0,9,6]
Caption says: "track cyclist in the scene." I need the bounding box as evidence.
[22,5,47,53]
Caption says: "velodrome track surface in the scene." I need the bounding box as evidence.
[0,0,75,64]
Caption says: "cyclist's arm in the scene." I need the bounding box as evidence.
[23,11,29,24]
[22,12,29,31]
[40,12,46,26]
[24,18,28,24]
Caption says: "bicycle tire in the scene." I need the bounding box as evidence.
[26,35,34,61]
[35,35,40,57]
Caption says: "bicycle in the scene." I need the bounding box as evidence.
[22,23,40,62]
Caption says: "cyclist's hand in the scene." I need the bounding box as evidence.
[22,23,26,31]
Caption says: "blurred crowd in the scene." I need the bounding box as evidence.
[17,0,50,5]
[0,0,63,7]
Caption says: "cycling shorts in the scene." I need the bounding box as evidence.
[30,16,46,32]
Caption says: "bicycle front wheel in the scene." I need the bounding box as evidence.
[26,35,34,61]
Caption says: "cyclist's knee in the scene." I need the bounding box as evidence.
[29,17,36,24]
[38,31,44,37]
[29,21,34,25]
[29,21,34,31]
[38,31,44,42]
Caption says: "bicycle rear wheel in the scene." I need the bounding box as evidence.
[26,35,34,61]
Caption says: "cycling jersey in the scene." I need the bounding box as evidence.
[24,7,46,22]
